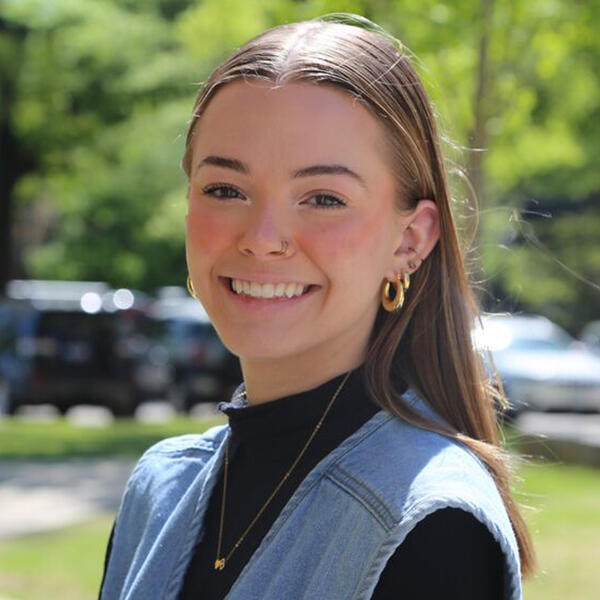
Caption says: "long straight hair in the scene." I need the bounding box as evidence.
[182,14,536,578]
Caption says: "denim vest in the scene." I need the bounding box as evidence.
[101,389,523,600]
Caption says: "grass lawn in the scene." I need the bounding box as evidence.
[517,461,600,600]
[0,516,114,600]
[0,415,225,459]
[0,459,599,599]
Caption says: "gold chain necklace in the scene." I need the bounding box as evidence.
[214,371,352,571]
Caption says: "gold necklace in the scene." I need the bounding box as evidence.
[214,371,352,571]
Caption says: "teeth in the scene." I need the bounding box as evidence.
[285,283,300,298]
[230,278,308,299]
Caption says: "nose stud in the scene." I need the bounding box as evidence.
[273,240,290,256]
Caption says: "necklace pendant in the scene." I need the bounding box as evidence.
[214,558,226,570]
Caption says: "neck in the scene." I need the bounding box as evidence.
[239,335,368,406]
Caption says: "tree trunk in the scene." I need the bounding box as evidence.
[467,0,495,290]
[0,18,30,294]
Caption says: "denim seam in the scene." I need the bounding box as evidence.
[147,445,217,458]
[353,496,522,600]
[164,429,231,599]
[246,412,395,546]
[146,427,229,457]
[326,464,397,531]
[224,412,396,598]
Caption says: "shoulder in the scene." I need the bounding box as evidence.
[332,393,522,597]
[332,391,517,551]
[336,404,500,518]
[334,392,502,521]
[139,423,229,459]
[123,423,228,498]
[102,424,229,596]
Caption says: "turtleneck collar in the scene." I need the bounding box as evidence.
[217,364,379,443]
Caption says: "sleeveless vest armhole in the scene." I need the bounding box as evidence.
[355,497,523,600]
[100,425,229,598]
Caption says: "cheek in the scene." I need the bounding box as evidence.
[186,207,231,259]
[303,213,387,277]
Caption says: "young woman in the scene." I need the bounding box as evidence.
[100,14,536,600]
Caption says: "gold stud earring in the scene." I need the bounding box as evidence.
[407,246,422,271]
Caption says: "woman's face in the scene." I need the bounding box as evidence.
[186,80,413,365]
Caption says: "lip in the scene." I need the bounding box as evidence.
[218,276,320,309]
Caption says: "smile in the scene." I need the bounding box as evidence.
[218,277,319,306]
[227,277,314,298]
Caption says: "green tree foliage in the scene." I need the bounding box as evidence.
[2,0,599,330]
[3,0,196,288]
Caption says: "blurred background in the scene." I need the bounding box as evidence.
[1,0,599,598]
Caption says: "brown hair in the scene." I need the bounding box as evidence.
[182,14,536,578]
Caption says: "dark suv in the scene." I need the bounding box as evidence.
[150,289,242,412]
[0,280,165,416]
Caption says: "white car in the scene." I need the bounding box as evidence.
[474,314,600,414]
[581,320,600,355]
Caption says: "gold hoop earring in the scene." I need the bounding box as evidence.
[381,272,409,312]
[187,275,197,299]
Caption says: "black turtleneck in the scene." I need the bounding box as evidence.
[100,366,505,599]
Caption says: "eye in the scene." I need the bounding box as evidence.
[307,193,347,210]
[202,183,245,200]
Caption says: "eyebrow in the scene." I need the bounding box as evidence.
[196,155,367,189]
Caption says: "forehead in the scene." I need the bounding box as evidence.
[191,79,391,173]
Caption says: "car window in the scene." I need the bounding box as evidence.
[38,311,119,341]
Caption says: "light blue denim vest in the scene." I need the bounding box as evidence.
[101,388,523,599]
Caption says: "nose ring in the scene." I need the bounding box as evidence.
[273,239,289,256]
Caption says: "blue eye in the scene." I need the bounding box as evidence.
[202,184,244,199]
[310,194,347,209]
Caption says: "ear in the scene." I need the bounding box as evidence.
[384,199,440,281]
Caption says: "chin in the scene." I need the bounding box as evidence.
[221,334,302,363]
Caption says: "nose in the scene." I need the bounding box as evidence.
[237,204,294,259]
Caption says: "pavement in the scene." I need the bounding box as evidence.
[1,411,600,541]
[517,412,600,447]
[515,412,600,467]
[0,401,220,542]
[0,458,136,540]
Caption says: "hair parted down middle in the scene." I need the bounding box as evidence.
[182,13,537,578]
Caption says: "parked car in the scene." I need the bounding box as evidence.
[581,320,600,355]
[150,288,242,412]
[0,280,169,416]
[474,313,600,416]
